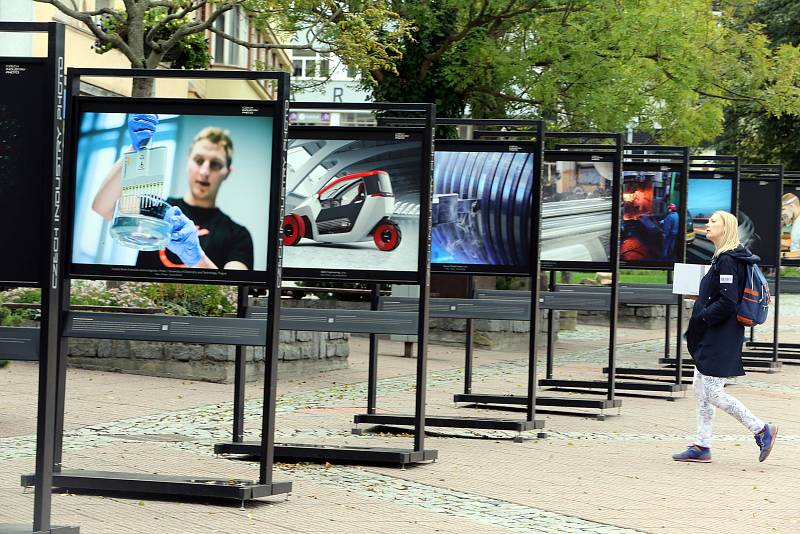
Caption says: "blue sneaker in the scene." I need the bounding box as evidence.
[672,445,711,463]
[755,423,778,462]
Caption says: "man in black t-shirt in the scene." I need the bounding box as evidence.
[93,119,253,270]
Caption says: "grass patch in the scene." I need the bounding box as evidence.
[556,269,669,285]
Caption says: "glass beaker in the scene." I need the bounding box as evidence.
[109,195,172,251]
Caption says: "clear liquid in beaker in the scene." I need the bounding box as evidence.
[109,195,172,251]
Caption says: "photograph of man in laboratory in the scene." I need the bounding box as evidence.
[71,112,273,274]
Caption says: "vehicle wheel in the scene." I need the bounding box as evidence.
[373,222,401,251]
[282,214,304,246]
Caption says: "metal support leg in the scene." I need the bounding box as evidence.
[232,287,248,442]
[367,284,380,414]
[463,275,475,394]
[546,271,556,379]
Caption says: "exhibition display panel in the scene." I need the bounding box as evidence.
[735,164,784,370]
[443,130,624,418]
[0,21,80,534]
[432,139,539,276]
[685,155,739,265]
[69,99,277,285]
[281,126,426,283]
[19,68,293,505]
[215,102,439,465]
[351,119,550,434]
[620,160,687,269]
[782,173,800,267]
[592,146,691,396]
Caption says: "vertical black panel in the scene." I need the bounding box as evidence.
[0,58,49,285]
[739,179,780,267]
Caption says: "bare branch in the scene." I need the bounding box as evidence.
[145,0,207,49]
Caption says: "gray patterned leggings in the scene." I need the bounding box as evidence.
[694,368,764,448]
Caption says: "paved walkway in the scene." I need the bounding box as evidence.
[2,297,800,533]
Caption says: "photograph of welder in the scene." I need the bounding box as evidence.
[282,135,422,279]
[540,160,613,265]
[431,149,535,274]
[71,111,273,280]
[782,183,800,263]
[619,170,682,265]
[0,60,49,285]
[686,177,734,263]
[738,179,779,266]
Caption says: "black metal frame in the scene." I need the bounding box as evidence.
[734,164,783,371]
[19,68,292,505]
[215,101,439,466]
[532,133,625,413]
[0,22,79,534]
[620,146,689,269]
[745,172,800,360]
[588,146,691,395]
[348,120,549,437]
[685,155,740,265]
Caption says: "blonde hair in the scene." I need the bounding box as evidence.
[711,210,741,259]
[191,127,234,167]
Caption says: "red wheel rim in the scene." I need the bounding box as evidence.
[373,223,400,251]
[282,214,304,246]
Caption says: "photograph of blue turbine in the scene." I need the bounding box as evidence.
[432,150,535,269]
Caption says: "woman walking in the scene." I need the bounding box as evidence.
[674,211,777,463]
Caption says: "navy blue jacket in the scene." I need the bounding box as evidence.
[686,246,760,377]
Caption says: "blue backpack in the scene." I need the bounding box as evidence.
[736,263,771,327]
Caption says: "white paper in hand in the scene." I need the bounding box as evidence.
[672,263,710,295]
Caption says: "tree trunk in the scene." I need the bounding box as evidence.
[132,76,155,97]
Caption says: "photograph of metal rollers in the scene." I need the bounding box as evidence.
[213,286,438,467]
[730,164,786,369]
[18,68,293,505]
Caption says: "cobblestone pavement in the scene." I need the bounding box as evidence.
[2,297,800,533]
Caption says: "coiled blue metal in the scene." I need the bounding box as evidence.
[432,150,534,268]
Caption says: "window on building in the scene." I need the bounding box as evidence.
[213,16,225,64]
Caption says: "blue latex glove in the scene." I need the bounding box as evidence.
[128,113,158,150]
[164,206,203,267]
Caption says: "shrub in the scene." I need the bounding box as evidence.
[0,282,237,318]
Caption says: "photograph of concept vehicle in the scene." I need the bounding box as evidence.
[282,170,402,251]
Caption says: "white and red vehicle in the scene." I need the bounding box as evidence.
[282,170,402,251]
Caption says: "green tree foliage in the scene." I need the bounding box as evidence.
[716,0,800,166]
[366,0,800,146]
[36,0,411,96]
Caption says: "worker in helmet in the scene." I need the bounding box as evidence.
[660,203,680,260]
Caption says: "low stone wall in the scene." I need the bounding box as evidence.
[67,328,350,384]
[427,310,557,351]
[64,298,350,383]
[578,301,693,329]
